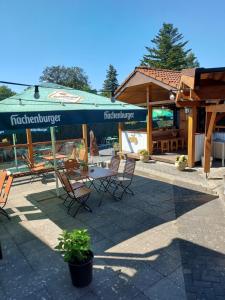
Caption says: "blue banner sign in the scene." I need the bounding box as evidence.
[0,109,147,130]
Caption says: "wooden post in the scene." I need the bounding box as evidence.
[146,86,153,155]
[187,106,197,167]
[118,122,123,152]
[204,112,217,174]
[26,128,34,166]
[82,124,88,163]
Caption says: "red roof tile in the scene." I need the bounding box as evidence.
[136,67,181,88]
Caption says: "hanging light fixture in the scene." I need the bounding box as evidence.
[169,91,175,101]
[184,107,190,115]
[34,85,40,99]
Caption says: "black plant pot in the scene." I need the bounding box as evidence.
[68,251,93,287]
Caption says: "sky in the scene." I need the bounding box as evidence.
[1,0,225,93]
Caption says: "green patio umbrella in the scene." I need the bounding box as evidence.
[0,82,147,195]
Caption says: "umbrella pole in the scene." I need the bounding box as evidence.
[12,133,18,171]
[50,127,59,196]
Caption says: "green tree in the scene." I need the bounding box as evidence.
[141,23,199,70]
[0,85,16,101]
[102,64,119,97]
[40,65,92,91]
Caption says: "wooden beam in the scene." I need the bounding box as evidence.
[203,112,217,174]
[187,106,197,167]
[26,129,34,166]
[82,124,88,163]
[118,122,123,152]
[206,104,225,113]
[146,86,153,154]
[176,101,202,108]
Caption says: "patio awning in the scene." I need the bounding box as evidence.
[0,83,147,131]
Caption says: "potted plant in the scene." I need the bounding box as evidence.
[55,229,93,287]
[80,161,88,172]
[175,155,188,171]
[113,142,120,155]
[138,149,149,162]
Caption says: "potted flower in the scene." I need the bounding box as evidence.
[55,229,93,287]
[175,155,188,171]
[138,149,149,162]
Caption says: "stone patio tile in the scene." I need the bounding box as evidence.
[0,284,7,300]
[132,291,151,300]
[149,253,181,277]
[92,271,140,300]
[166,266,185,288]
[92,238,115,254]
[95,223,123,239]
[1,273,48,300]
[144,277,187,300]
[77,291,100,300]
[3,221,37,245]
[108,229,132,244]
[119,263,163,291]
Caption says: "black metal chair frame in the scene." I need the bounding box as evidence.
[22,154,48,183]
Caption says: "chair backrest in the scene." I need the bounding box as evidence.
[109,156,120,173]
[22,153,32,169]
[123,158,136,179]
[0,175,13,205]
[56,171,73,194]
[0,170,7,196]
[64,159,79,171]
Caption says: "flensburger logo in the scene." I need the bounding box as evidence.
[104,111,134,121]
[10,114,61,126]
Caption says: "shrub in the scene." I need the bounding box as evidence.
[55,229,91,264]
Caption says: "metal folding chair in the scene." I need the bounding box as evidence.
[0,174,13,219]
[22,154,48,182]
[56,170,92,217]
[98,156,120,191]
[63,158,85,179]
[110,158,136,201]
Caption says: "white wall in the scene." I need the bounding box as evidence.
[122,131,147,153]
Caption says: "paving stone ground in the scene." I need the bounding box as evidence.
[0,162,225,300]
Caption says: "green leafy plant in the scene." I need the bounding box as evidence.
[113,142,120,151]
[176,155,187,163]
[138,149,148,156]
[80,161,88,167]
[55,229,91,264]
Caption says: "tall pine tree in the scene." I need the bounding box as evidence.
[141,23,199,70]
[102,65,119,97]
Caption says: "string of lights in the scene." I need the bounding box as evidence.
[0,80,119,104]
[0,80,130,106]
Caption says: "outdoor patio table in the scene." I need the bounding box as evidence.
[79,166,117,199]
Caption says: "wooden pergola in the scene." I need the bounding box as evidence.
[115,66,225,174]
[176,67,225,174]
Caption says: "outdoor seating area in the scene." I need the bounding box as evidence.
[0,162,225,299]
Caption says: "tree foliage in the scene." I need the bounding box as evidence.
[0,85,16,101]
[141,23,199,70]
[102,64,119,97]
[40,65,92,91]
